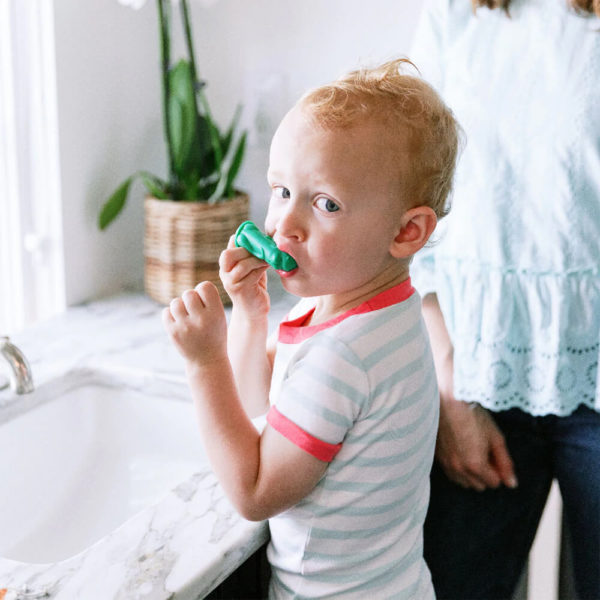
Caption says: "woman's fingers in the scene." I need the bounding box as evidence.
[490,433,518,488]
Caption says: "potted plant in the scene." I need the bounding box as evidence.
[98,0,248,305]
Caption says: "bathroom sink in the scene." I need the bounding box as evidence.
[0,367,206,564]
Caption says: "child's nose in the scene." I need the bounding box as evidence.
[268,202,305,242]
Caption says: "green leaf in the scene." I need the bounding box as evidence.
[200,180,218,200]
[139,172,168,199]
[220,105,241,158]
[168,60,198,179]
[197,89,224,168]
[181,174,199,200]
[207,128,246,204]
[167,96,183,166]
[98,177,133,230]
[194,114,216,179]
[205,112,224,171]
[224,131,247,197]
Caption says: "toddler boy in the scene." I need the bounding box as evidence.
[164,58,460,599]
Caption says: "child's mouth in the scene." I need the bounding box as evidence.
[277,268,298,278]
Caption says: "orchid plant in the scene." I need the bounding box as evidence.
[99,0,247,229]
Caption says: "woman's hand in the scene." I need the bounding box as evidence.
[421,293,517,492]
[435,396,518,491]
[162,281,228,366]
[219,236,270,320]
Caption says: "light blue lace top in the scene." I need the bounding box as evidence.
[411,0,600,416]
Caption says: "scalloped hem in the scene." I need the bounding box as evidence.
[418,259,600,416]
[453,339,599,416]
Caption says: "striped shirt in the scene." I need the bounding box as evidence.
[266,279,438,599]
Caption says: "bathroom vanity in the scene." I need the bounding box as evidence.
[0,282,295,599]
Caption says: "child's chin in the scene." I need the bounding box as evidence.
[277,270,310,295]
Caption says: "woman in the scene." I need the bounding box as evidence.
[410,1,600,598]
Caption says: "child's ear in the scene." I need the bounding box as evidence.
[389,206,437,259]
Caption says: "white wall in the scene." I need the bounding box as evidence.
[196,1,425,224]
[53,0,424,306]
[53,0,161,306]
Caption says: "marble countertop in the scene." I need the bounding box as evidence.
[0,278,296,599]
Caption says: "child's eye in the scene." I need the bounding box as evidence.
[273,186,291,199]
[315,197,340,213]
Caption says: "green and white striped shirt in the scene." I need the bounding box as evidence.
[266,279,438,599]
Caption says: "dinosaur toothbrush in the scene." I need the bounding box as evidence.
[234,221,297,272]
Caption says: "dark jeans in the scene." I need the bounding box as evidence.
[424,405,600,600]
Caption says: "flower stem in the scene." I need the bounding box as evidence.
[157,0,176,185]
[180,1,197,84]
[180,0,204,116]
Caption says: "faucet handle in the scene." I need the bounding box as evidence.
[0,336,7,390]
[0,336,34,394]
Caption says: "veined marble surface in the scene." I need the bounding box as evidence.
[0,277,296,600]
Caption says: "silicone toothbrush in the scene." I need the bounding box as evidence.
[234,221,297,272]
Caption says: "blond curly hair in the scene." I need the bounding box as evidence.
[473,0,600,16]
[297,58,462,220]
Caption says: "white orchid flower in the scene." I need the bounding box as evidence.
[117,0,219,8]
[117,0,148,9]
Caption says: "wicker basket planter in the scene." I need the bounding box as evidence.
[144,193,249,305]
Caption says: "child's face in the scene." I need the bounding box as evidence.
[265,106,406,300]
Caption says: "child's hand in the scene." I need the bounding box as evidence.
[219,236,270,319]
[162,282,228,366]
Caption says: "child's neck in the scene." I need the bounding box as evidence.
[308,265,410,327]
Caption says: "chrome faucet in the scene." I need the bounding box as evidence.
[0,336,34,394]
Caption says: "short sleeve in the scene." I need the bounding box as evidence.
[267,335,369,462]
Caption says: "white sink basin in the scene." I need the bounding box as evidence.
[0,368,206,564]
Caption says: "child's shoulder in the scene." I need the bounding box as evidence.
[332,291,423,344]
[310,293,425,372]
[278,290,424,360]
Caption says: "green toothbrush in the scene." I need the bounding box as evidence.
[234,221,298,272]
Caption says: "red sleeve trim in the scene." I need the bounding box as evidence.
[266,406,342,462]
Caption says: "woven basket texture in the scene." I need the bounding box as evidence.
[144,194,249,305]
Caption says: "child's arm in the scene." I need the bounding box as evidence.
[219,239,273,417]
[163,282,327,521]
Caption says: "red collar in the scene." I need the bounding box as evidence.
[278,278,414,344]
